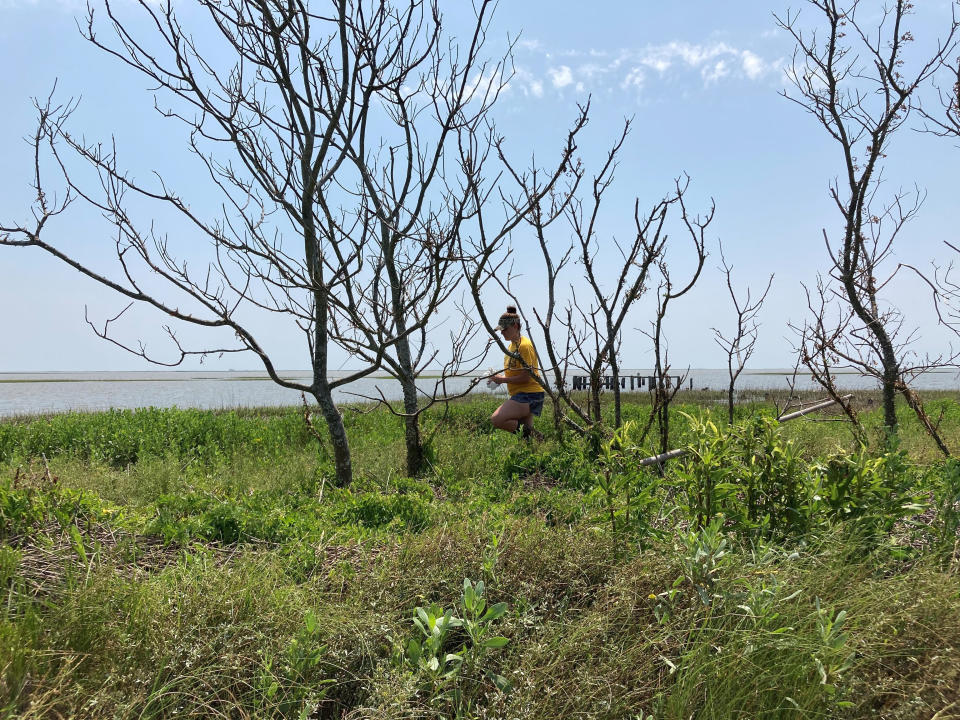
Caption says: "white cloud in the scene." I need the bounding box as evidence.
[509,67,547,99]
[622,66,646,90]
[548,65,574,89]
[459,68,506,105]
[513,40,779,101]
[642,57,672,74]
[702,60,729,85]
[607,41,776,88]
[741,50,767,80]
[668,41,735,67]
[577,62,605,82]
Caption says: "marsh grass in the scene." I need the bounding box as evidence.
[2,393,960,718]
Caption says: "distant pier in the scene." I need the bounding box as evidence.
[570,374,691,391]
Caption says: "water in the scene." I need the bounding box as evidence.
[1,368,959,418]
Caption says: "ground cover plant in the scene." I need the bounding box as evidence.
[1,390,960,718]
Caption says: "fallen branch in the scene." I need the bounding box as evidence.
[637,394,854,468]
[776,394,854,422]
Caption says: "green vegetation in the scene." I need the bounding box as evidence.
[2,391,960,718]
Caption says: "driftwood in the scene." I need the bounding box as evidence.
[637,394,854,468]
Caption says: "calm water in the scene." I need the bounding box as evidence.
[1,368,959,418]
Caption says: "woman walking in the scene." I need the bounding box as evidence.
[489,306,545,440]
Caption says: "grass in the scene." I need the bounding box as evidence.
[1,392,960,718]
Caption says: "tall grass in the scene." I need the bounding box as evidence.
[1,395,959,718]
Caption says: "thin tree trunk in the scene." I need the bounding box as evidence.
[609,319,622,429]
[309,221,352,487]
[313,383,352,486]
[881,366,898,439]
[727,379,735,425]
[590,369,602,424]
[400,374,425,476]
[386,236,426,476]
[658,392,670,457]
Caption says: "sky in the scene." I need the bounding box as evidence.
[1,0,958,373]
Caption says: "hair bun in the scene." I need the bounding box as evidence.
[506,305,517,314]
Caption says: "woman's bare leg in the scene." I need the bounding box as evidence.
[491,399,533,434]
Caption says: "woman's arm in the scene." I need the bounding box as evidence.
[494,369,532,385]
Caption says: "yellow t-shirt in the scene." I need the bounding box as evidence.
[504,336,543,394]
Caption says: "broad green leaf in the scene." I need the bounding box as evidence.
[481,602,507,622]
[483,636,509,648]
[406,638,421,664]
[488,672,513,693]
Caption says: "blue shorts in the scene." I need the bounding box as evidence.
[510,391,545,417]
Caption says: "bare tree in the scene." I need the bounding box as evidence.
[920,51,960,138]
[0,0,524,486]
[457,105,590,436]
[310,1,515,477]
[778,0,958,451]
[639,178,711,459]
[464,118,712,443]
[565,119,671,429]
[712,241,774,425]
[922,54,960,341]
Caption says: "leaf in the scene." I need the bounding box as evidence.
[483,636,509,649]
[412,617,427,637]
[463,579,475,609]
[69,525,87,565]
[481,602,508,623]
[304,609,318,634]
[488,671,513,693]
[813,656,828,684]
[659,654,677,674]
[406,638,421,665]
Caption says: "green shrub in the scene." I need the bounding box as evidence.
[0,477,118,540]
[0,408,312,467]
[812,445,923,536]
[145,490,327,544]
[502,444,594,490]
[339,491,433,532]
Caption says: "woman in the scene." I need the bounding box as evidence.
[490,306,545,440]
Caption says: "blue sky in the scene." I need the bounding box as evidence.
[1,0,958,372]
